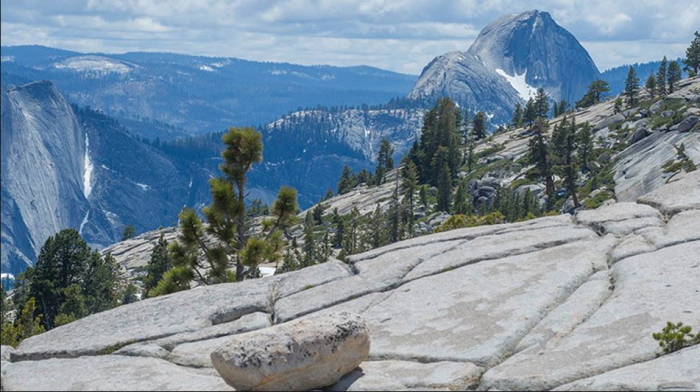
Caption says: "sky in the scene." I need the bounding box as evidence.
[1,0,698,75]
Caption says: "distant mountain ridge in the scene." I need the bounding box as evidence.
[0,45,417,139]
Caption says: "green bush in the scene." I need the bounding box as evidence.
[652,321,699,355]
[584,190,615,209]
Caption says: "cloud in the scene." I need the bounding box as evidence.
[1,0,697,74]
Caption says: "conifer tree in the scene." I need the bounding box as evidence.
[562,118,580,208]
[465,133,476,173]
[534,88,550,119]
[324,187,334,200]
[121,225,136,241]
[646,73,656,98]
[402,160,418,207]
[301,214,317,268]
[473,111,487,140]
[337,165,355,194]
[524,98,536,125]
[333,213,345,247]
[452,181,471,215]
[436,164,452,212]
[577,122,594,172]
[657,56,668,96]
[387,174,403,243]
[528,118,554,198]
[161,128,292,295]
[512,103,523,128]
[319,230,332,262]
[624,66,640,105]
[667,61,682,93]
[683,31,700,75]
[357,169,369,185]
[375,138,395,185]
[419,185,428,209]
[575,80,610,108]
[143,234,171,297]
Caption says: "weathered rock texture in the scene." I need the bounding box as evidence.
[409,10,599,124]
[211,312,370,391]
[2,170,698,391]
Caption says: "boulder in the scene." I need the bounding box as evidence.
[210,312,370,391]
[628,127,649,144]
[677,115,699,133]
[649,99,663,115]
[593,113,624,131]
[661,109,675,118]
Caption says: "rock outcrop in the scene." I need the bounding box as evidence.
[409,10,600,124]
[211,312,370,391]
[0,81,213,275]
[2,169,698,391]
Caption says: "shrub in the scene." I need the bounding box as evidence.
[652,321,699,355]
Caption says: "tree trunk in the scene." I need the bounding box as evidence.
[236,183,246,281]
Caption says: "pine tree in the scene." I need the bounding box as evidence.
[575,80,610,108]
[683,31,700,75]
[657,56,668,96]
[563,118,580,208]
[534,88,550,119]
[143,234,171,297]
[524,98,536,125]
[121,225,136,241]
[624,66,640,105]
[402,160,418,207]
[667,61,682,93]
[324,187,334,200]
[453,181,471,215]
[466,133,476,173]
[473,111,487,140]
[375,138,395,185]
[512,103,523,128]
[419,185,428,209]
[387,174,402,243]
[163,128,292,294]
[334,214,345,247]
[577,122,594,172]
[646,73,656,98]
[30,229,91,329]
[436,163,452,212]
[528,118,554,198]
[301,215,316,268]
[272,186,298,233]
[337,165,355,194]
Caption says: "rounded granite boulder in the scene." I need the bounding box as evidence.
[210,311,370,391]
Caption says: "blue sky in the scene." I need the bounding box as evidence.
[1,0,698,74]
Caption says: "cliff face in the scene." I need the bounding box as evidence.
[409,10,600,123]
[1,81,88,274]
[0,81,212,274]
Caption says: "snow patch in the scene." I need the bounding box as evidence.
[55,56,132,74]
[1,56,14,62]
[199,65,215,72]
[83,133,93,199]
[78,210,90,236]
[1,273,15,281]
[188,178,193,188]
[136,183,150,191]
[495,69,538,101]
[259,267,276,277]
